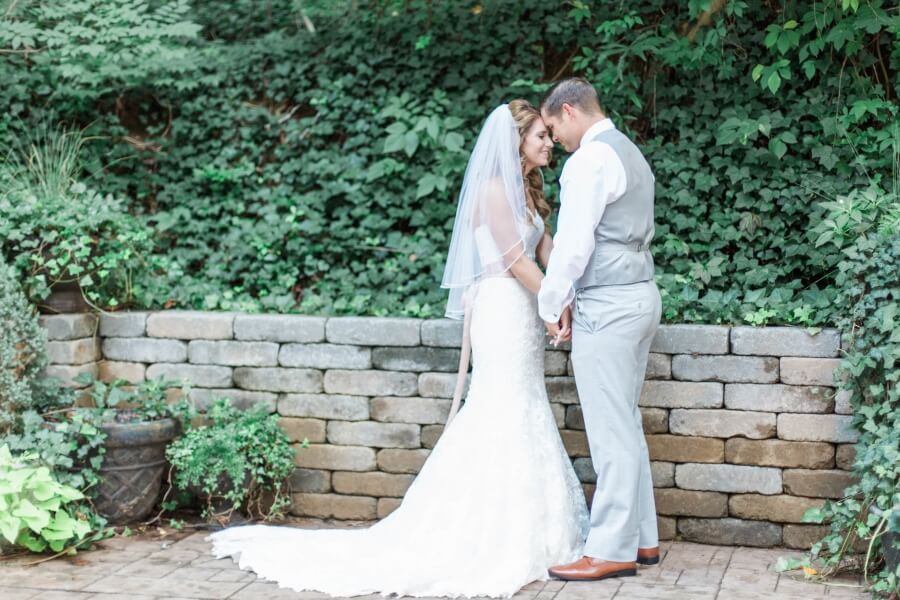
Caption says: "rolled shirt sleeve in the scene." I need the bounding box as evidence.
[538,140,628,323]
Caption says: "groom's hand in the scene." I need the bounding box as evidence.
[558,306,573,342]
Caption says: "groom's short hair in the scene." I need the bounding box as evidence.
[541,78,603,117]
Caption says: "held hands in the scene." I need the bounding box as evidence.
[544,305,573,347]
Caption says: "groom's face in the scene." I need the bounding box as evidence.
[540,105,578,153]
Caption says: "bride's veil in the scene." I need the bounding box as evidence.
[441,104,528,319]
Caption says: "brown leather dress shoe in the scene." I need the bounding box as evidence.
[548,556,637,581]
[636,546,660,566]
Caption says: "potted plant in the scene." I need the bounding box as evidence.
[0,123,154,313]
[165,398,298,525]
[72,375,193,525]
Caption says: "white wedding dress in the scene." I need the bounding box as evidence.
[209,213,590,598]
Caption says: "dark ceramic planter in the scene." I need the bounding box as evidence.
[94,418,179,525]
[38,279,89,314]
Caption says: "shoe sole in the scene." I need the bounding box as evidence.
[636,555,660,566]
[549,568,637,582]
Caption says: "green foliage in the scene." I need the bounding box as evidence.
[0,254,60,434]
[0,124,157,309]
[165,398,298,520]
[777,171,899,593]
[0,444,106,554]
[74,374,194,424]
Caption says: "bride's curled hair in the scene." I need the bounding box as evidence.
[508,99,552,225]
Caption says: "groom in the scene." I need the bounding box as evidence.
[538,78,662,581]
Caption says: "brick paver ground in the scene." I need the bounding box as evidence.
[0,527,873,599]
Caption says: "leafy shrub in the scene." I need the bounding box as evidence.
[165,398,298,520]
[0,445,105,554]
[0,255,57,434]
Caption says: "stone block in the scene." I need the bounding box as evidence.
[46,337,100,365]
[377,449,431,474]
[145,363,232,388]
[332,471,415,497]
[646,435,724,463]
[417,372,468,399]
[420,319,463,347]
[294,444,376,471]
[639,381,723,409]
[279,417,327,443]
[728,494,825,523]
[780,357,842,386]
[188,340,278,366]
[560,430,590,457]
[546,377,579,404]
[370,397,450,424]
[421,425,444,449]
[782,469,858,499]
[234,314,326,343]
[641,407,669,433]
[291,493,376,520]
[777,414,858,443]
[327,421,420,449]
[40,313,97,340]
[654,489,728,517]
[99,312,147,337]
[651,324,730,355]
[675,463,782,494]
[44,363,98,388]
[372,347,460,372]
[672,355,779,383]
[279,343,371,370]
[146,311,234,339]
[783,525,830,550]
[678,518,782,547]
[549,402,565,428]
[102,338,187,363]
[544,351,568,376]
[725,439,834,469]
[324,370,417,397]
[278,393,369,421]
[646,353,672,379]
[233,367,323,393]
[326,317,420,346]
[836,444,856,470]
[834,389,853,415]
[189,388,277,412]
[658,516,676,541]
[669,409,775,439]
[378,498,402,519]
[731,327,841,358]
[651,461,675,487]
[98,360,146,384]
[724,384,834,413]
[572,457,595,483]
[288,468,331,493]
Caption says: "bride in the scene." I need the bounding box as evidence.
[208,100,590,598]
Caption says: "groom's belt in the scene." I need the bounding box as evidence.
[594,240,651,253]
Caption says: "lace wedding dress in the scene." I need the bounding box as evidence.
[209,213,590,598]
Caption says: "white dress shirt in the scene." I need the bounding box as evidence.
[538,119,628,323]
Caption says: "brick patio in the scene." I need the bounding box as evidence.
[0,525,873,600]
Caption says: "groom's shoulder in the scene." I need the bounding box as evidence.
[561,140,617,177]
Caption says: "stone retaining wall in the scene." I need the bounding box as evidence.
[39,311,856,549]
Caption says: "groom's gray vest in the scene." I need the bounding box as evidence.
[575,128,655,291]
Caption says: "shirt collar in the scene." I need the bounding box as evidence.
[579,118,615,148]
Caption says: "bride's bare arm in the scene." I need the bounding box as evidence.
[536,232,553,270]
[508,254,545,295]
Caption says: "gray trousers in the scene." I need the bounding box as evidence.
[571,280,661,562]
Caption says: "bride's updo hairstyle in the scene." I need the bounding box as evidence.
[508,99,552,225]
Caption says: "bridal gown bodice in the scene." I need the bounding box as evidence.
[209,213,590,598]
